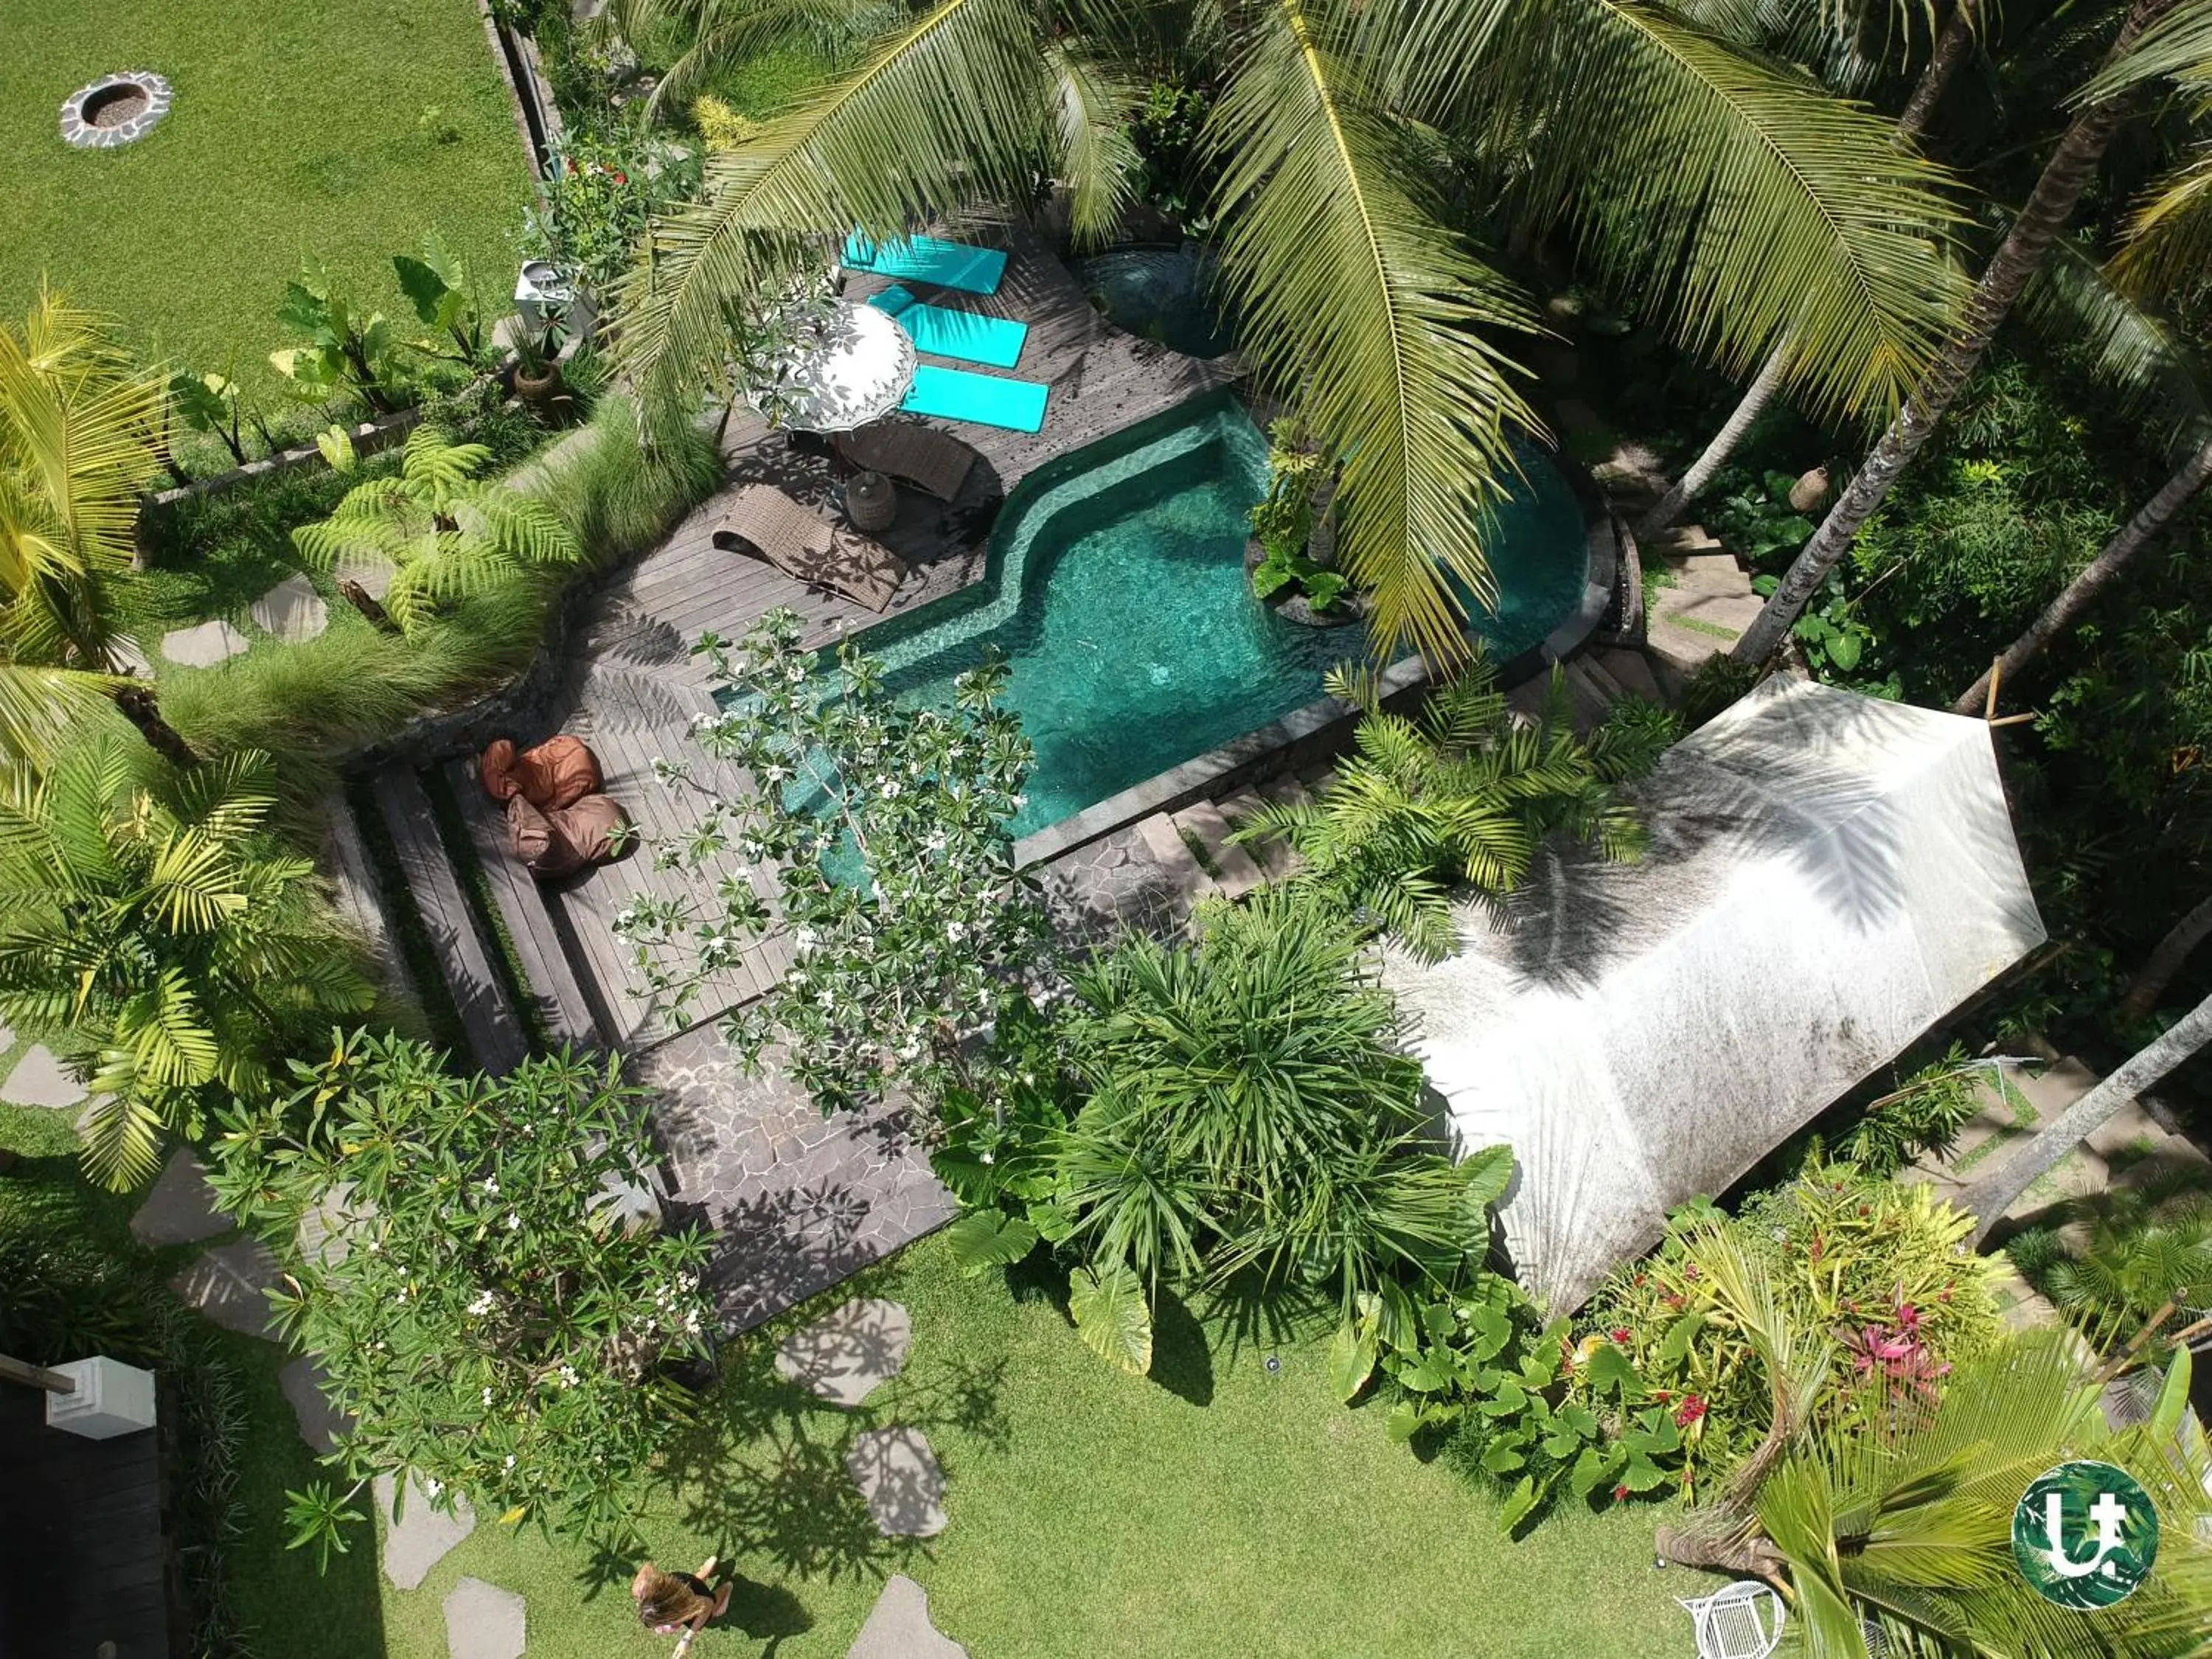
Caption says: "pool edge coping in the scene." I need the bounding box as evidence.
[1011,452,1622,869]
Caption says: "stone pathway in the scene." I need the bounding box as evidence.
[377,1472,477,1591]
[159,619,251,667]
[848,1575,967,1659]
[168,1239,282,1340]
[279,1355,352,1455]
[443,1576,526,1659]
[129,1149,229,1246]
[1642,525,1764,675]
[845,1425,947,1538]
[776,1298,913,1406]
[1,1043,84,1108]
[250,574,329,642]
[641,1032,956,1332]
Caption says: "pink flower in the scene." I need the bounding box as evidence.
[1609,1328,1632,1345]
[1612,1484,1630,1502]
[1674,1395,1708,1428]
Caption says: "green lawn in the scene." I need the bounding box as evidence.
[0,0,533,391]
[378,1241,1711,1659]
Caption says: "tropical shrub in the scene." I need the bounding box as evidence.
[526,133,702,291]
[269,263,414,416]
[1233,655,1659,960]
[1129,78,1214,226]
[2009,1168,2212,1368]
[293,425,582,633]
[617,608,1056,1112]
[392,236,497,372]
[208,1033,717,1558]
[1590,1161,2001,1476]
[1247,416,1343,613]
[940,892,1497,1375]
[0,740,374,1188]
[501,393,723,563]
[1829,1046,1987,1177]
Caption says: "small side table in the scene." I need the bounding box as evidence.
[844,470,897,534]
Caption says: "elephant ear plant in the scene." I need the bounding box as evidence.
[207,1032,718,1565]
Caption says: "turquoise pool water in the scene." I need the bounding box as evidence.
[848,391,1589,839]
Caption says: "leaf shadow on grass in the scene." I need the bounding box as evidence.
[1149,1287,1215,1407]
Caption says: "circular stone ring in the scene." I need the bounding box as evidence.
[59,72,173,149]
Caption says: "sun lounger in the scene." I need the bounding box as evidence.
[711,484,906,612]
[899,364,1048,434]
[866,285,1028,369]
[842,233,1007,296]
[841,422,980,502]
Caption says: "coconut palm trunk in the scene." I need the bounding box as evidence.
[1953,433,2212,714]
[1960,988,2212,1245]
[1635,4,1979,540]
[1732,0,2182,666]
[2117,889,2212,1022]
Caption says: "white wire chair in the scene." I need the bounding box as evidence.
[1676,1579,1787,1659]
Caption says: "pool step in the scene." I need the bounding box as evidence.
[1214,789,1298,881]
[1172,800,1265,898]
[1133,811,1217,921]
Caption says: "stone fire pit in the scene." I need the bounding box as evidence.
[60,72,173,149]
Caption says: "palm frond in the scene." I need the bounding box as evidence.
[73,1082,167,1192]
[2081,0,2212,100]
[2020,235,2212,456]
[1206,0,1540,661]
[1044,41,1143,250]
[2113,143,2212,302]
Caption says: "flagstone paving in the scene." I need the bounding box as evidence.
[159,619,251,667]
[279,1355,352,1455]
[847,1575,966,1659]
[1,1043,83,1108]
[442,1576,526,1659]
[250,573,329,642]
[844,1425,947,1538]
[128,1149,229,1246]
[378,1472,477,1591]
[169,1239,282,1340]
[775,1298,912,1407]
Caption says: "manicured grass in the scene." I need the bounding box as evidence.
[0,0,533,391]
[378,1240,1709,1659]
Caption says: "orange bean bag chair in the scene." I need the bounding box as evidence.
[480,735,601,813]
[506,792,629,879]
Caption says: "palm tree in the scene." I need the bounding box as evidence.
[1959,989,2212,1245]
[1638,0,1984,539]
[0,739,375,1189]
[0,290,165,760]
[1231,657,1657,961]
[292,425,581,633]
[1733,0,2191,664]
[1752,1329,2212,1655]
[2118,890,2212,1020]
[2104,0,2212,293]
[609,0,1965,664]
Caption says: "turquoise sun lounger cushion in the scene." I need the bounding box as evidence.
[900,364,1048,434]
[868,285,1029,369]
[842,233,1008,296]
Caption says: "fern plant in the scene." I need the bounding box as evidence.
[0,738,375,1188]
[293,423,582,632]
[1231,653,1660,960]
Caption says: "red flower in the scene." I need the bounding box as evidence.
[1612,1484,1630,1502]
[564,158,578,174]
[1663,1293,1686,1311]
[1683,1262,1700,1279]
[1634,1273,1648,1287]
[1674,1394,1708,1428]
[1896,1301,1922,1335]
[1938,1284,1954,1303]
[1857,1204,1870,1216]
[611,170,629,184]
[1609,1328,1632,1345]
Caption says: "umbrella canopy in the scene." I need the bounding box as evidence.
[761,299,917,434]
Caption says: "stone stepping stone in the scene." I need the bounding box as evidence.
[1,1043,83,1107]
[281,1354,353,1455]
[443,1576,525,1659]
[169,1239,282,1340]
[250,574,329,643]
[130,1150,229,1246]
[335,553,397,601]
[848,1575,967,1659]
[378,1471,477,1590]
[298,1179,370,1267]
[111,636,152,677]
[846,1425,947,1537]
[159,619,251,667]
[776,1298,912,1407]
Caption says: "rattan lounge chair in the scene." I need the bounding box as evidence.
[841,422,980,503]
[711,484,907,612]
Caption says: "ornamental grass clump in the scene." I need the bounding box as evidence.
[209,1032,717,1559]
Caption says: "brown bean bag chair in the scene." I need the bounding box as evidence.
[506,792,629,879]
[481,735,602,813]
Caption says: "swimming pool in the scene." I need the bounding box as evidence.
[852,391,1590,839]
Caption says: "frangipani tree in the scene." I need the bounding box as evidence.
[610,0,1965,661]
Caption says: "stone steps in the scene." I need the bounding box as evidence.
[1133,811,1217,922]
[1172,799,1265,897]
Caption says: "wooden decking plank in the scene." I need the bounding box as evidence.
[443,757,602,1051]
[373,765,528,1075]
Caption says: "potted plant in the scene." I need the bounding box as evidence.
[511,319,565,411]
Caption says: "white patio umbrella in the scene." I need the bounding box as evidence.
[757,299,917,434]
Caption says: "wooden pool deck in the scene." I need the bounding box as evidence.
[449,220,1236,1052]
